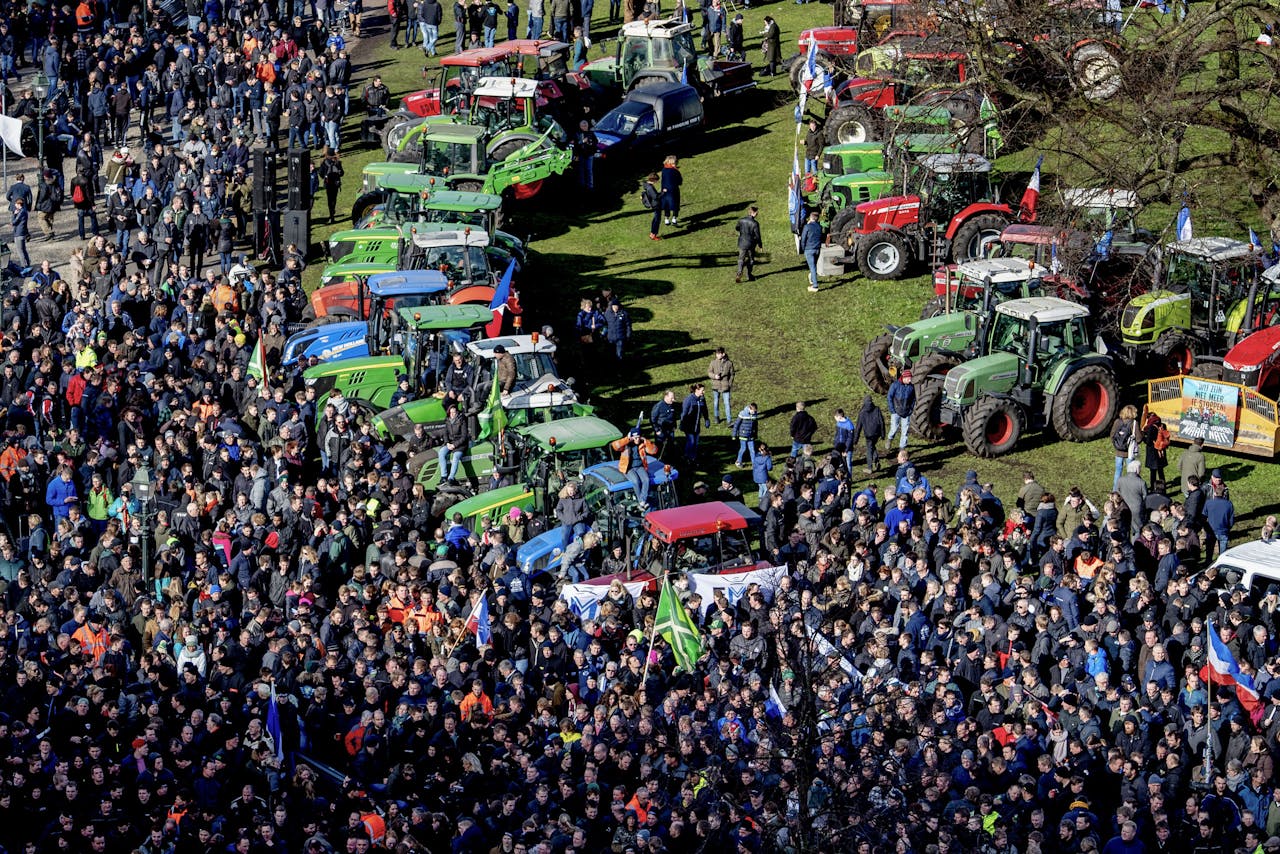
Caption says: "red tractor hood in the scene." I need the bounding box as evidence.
[857,194,920,215]
[1225,326,1280,374]
[403,88,441,117]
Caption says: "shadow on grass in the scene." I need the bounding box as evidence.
[758,398,828,420]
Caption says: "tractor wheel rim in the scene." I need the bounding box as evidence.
[839,122,867,144]
[1070,381,1109,430]
[1168,346,1192,374]
[986,412,1013,446]
[868,242,900,274]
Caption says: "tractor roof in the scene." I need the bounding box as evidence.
[468,335,558,358]
[473,77,541,99]
[1263,263,1280,285]
[395,304,494,330]
[956,257,1045,283]
[407,227,491,248]
[367,271,450,296]
[423,124,487,142]
[504,38,571,55]
[920,153,992,174]
[1062,188,1138,210]
[441,46,516,66]
[519,416,622,452]
[999,224,1060,245]
[995,296,1090,323]
[643,501,761,543]
[619,18,692,38]
[1166,237,1254,262]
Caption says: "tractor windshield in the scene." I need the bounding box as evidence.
[989,312,1030,354]
[441,66,488,112]
[422,208,490,230]
[1163,252,1212,297]
[654,528,759,573]
[537,50,569,79]
[513,352,559,383]
[1031,319,1073,364]
[421,140,477,176]
[404,243,490,285]
[471,98,521,135]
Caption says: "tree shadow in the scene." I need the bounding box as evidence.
[757,398,828,420]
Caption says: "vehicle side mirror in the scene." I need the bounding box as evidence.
[565,377,576,388]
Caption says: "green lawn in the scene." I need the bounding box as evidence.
[315,4,1280,537]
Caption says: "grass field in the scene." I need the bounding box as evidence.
[313,3,1280,537]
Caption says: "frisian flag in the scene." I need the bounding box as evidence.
[1018,155,1043,223]
[1200,619,1263,724]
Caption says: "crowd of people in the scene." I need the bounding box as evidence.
[0,0,1276,854]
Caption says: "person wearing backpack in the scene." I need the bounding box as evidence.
[641,172,661,240]
[1110,404,1138,491]
[1142,411,1170,492]
[70,171,99,240]
[34,170,62,241]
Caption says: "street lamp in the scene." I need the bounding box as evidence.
[31,72,49,167]
[131,464,154,587]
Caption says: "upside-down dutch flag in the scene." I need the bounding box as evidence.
[465,595,492,647]
[1176,205,1193,241]
[1250,228,1264,253]
[1201,619,1263,723]
[1018,155,1043,223]
[485,259,516,338]
[1137,0,1169,12]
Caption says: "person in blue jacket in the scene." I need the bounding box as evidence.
[886,370,916,450]
[45,465,79,520]
[798,210,823,292]
[680,383,709,463]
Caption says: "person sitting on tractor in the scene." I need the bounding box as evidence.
[442,351,474,407]
[611,428,658,510]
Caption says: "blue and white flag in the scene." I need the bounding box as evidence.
[765,682,788,720]
[1176,205,1193,241]
[1092,230,1113,261]
[1250,228,1264,253]
[266,683,285,764]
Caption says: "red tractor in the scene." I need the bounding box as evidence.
[837,153,1015,280]
[400,40,593,120]
[787,0,927,91]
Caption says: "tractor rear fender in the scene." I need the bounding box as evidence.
[944,203,1014,240]
[1065,37,1122,60]
[1043,356,1114,401]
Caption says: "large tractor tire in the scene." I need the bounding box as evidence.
[962,396,1024,458]
[857,230,912,280]
[1191,362,1225,380]
[952,213,1010,263]
[789,52,840,95]
[1152,332,1200,375]
[829,206,861,250]
[489,137,536,163]
[1071,41,1123,102]
[909,353,961,441]
[860,332,894,394]
[920,295,947,319]
[351,189,389,226]
[824,105,883,146]
[1050,364,1120,442]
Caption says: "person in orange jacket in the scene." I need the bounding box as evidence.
[458,678,494,724]
[610,428,657,509]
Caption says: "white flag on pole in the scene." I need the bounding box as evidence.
[0,116,22,158]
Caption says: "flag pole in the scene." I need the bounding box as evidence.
[640,575,664,684]
[1204,620,1213,785]
[443,597,479,659]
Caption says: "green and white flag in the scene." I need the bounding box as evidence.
[655,575,703,673]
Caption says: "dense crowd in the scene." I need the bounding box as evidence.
[0,0,1276,853]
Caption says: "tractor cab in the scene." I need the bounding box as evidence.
[465,77,545,136]
[836,0,925,34]
[615,19,699,89]
[985,298,1095,385]
[435,46,519,115]
[913,153,996,224]
[636,501,767,576]
[1119,238,1265,368]
[398,227,495,288]
[388,304,495,392]
[363,272,454,354]
[940,256,1049,314]
[419,124,485,176]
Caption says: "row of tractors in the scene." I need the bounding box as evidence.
[791,0,1280,461]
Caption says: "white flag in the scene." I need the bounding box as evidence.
[0,116,22,158]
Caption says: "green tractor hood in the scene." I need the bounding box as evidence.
[941,351,1022,406]
[304,355,406,411]
[1119,290,1190,346]
[891,312,982,367]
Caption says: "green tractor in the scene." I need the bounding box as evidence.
[382,77,566,165]
[934,297,1119,457]
[582,18,755,98]
[799,142,895,231]
[1118,237,1271,375]
[348,178,516,246]
[371,334,593,446]
[417,416,623,528]
[361,122,572,201]
[303,304,495,413]
[860,256,1054,394]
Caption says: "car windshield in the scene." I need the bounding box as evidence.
[596,104,651,136]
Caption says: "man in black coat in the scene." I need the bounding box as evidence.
[788,401,817,457]
[852,395,886,473]
[734,205,761,283]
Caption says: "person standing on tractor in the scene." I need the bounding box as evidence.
[611,429,658,509]
[803,118,822,174]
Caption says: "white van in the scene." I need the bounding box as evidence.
[1210,540,1280,593]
